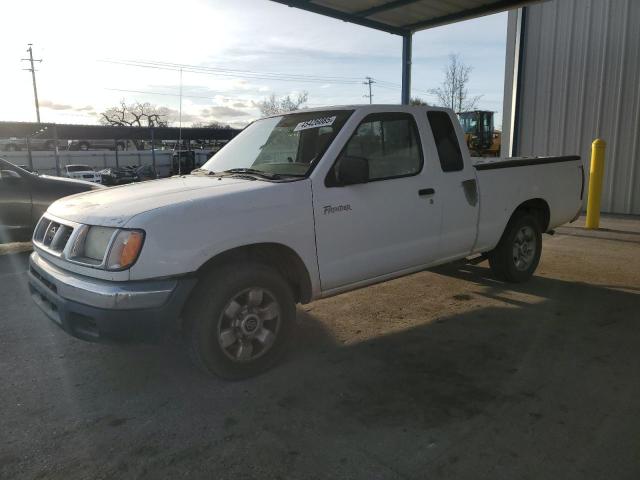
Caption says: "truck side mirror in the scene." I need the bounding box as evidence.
[336,155,369,186]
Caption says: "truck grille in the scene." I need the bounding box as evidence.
[33,217,74,253]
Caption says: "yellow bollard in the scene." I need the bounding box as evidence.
[585,138,606,229]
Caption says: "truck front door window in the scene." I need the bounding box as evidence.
[335,113,422,183]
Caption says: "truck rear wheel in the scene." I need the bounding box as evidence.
[184,262,295,379]
[488,213,542,282]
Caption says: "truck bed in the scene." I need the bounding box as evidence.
[472,155,583,254]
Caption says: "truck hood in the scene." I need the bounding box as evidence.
[47,175,260,226]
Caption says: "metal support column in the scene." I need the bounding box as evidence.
[25,136,33,170]
[150,127,156,169]
[114,139,119,168]
[53,125,60,176]
[509,7,527,157]
[401,33,413,105]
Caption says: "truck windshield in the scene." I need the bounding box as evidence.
[200,110,353,177]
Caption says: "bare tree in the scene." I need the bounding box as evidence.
[191,121,233,129]
[204,121,233,129]
[256,92,308,117]
[409,97,429,106]
[429,54,481,112]
[99,100,170,128]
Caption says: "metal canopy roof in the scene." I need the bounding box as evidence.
[271,0,539,35]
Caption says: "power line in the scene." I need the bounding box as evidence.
[22,44,42,123]
[105,87,222,100]
[101,59,368,85]
[102,59,431,101]
[110,59,367,82]
[102,59,438,105]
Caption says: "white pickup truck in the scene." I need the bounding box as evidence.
[28,105,583,378]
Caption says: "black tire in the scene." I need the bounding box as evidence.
[44,140,56,150]
[115,142,125,151]
[184,262,295,379]
[78,142,90,151]
[488,213,542,283]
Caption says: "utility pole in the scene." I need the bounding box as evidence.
[22,44,42,123]
[363,76,375,104]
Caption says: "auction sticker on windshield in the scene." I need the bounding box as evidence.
[294,116,336,132]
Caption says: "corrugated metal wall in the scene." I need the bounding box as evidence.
[503,0,640,214]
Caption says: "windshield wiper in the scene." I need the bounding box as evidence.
[190,168,216,175]
[223,168,282,180]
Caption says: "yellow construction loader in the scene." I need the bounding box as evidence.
[457,110,501,157]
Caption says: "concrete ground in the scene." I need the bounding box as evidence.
[1,215,639,480]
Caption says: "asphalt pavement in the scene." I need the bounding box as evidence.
[1,215,639,480]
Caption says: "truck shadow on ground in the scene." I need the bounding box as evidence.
[55,262,639,432]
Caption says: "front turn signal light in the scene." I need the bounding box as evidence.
[105,229,145,270]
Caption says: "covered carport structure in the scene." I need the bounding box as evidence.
[270,0,542,104]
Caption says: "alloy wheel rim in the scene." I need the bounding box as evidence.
[512,225,536,271]
[217,287,281,363]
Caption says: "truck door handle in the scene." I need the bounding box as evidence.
[419,188,435,196]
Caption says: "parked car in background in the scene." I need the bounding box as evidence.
[68,139,129,151]
[99,165,158,186]
[0,157,103,242]
[0,138,24,151]
[63,165,101,183]
[0,137,68,152]
[171,150,198,175]
[99,167,138,186]
[135,164,158,181]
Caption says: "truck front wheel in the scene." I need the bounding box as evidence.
[488,213,542,282]
[184,263,295,379]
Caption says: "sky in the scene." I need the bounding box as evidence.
[0,0,508,129]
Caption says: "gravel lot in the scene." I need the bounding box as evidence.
[1,216,639,480]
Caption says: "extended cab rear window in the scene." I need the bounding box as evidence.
[427,111,464,172]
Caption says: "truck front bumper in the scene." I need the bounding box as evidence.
[28,251,197,342]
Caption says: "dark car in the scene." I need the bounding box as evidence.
[99,165,158,186]
[0,157,103,242]
[99,167,138,186]
[171,150,197,175]
[68,139,129,151]
[135,164,158,181]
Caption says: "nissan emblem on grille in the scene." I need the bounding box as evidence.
[46,225,57,242]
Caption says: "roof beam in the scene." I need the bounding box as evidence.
[354,0,422,18]
[402,0,539,31]
[270,0,407,35]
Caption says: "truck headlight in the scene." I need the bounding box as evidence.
[105,229,145,270]
[84,226,116,261]
[68,226,144,270]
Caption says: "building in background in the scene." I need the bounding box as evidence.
[502,0,640,214]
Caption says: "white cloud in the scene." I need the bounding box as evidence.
[0,1,507,124]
